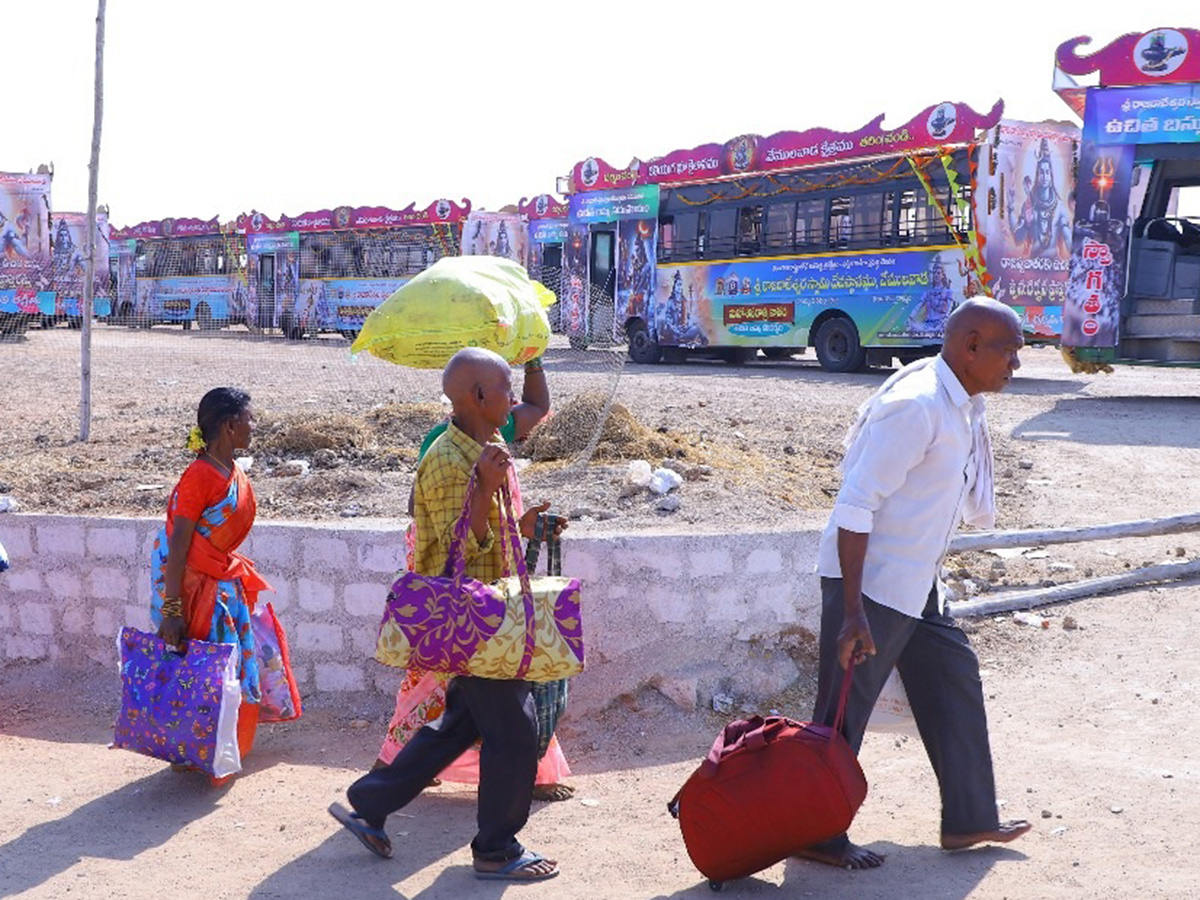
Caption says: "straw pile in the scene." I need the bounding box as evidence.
[522,392,688,463]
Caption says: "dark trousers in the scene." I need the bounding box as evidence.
[347,675,538,861]
[813,578,1000,835]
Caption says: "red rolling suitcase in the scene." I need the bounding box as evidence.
[668,668,866,890]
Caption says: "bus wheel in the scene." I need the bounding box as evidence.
[762,347,795,361]
[118,302,134,327]
[814,317,867,373]
[721,347,753,365]
[340,329,359,342]
[195,303,214,331]
[627,320,662,364]
[181,320,193,331]
[568,333,589,351]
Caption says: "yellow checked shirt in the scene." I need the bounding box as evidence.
[412,421,513,582]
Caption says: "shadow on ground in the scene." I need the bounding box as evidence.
[650,843,1025,899]
[0,769,224,896]
[1014,395,1200,448]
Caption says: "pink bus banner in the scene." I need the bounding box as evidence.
[0,172,51,287]
[1056,28,1200,89]
[569,101,1003,193]
[111,216,223,240]
[241,200,470,235]
[517,195,568,220]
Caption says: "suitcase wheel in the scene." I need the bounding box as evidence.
[708,880,724,892]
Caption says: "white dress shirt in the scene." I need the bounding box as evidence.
[816,356,989,619]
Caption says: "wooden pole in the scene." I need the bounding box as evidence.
[79,0,106,442]
[948,558,1200,617]
[949,511,1200,553]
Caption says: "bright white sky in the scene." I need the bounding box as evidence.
[7,2,1198,227]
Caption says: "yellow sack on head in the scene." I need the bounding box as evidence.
[350,255,551,369]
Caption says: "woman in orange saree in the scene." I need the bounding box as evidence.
[151,388,270,784]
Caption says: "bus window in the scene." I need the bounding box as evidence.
[659,216,674,261]
[953,187,973,234]
[897,190,918,245]
[736,205,764,256]
[707,207,737,257]
[830,197,852,248]
[796,198,825,250]
[674,212,699,259]
[851,194,885,247]
[1167,183,1200,221]
[765,202,795,253]
[906,189,952,244]
[882,193,899,246]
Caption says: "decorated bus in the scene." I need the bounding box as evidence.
[1053,27,1200,367]
[238,199,469,340]
[109,216,247,330]
[1,169,113,333]
[558,101,1079,370]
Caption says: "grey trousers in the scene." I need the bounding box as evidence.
[347,675,538,861]
[812,578,1001,836]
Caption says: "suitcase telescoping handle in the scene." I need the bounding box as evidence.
[698,663,855,778]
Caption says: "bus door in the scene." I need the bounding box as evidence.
[256,252,275,331]
[589,227,616,341]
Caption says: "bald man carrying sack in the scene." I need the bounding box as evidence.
[330,348,561,882]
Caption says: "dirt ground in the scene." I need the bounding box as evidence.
[3,325,1200,897]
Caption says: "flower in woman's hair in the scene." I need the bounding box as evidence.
[186,426,206,452]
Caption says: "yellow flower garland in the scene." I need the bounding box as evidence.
[186,426,206,452]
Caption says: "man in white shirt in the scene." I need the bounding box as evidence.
[801,298,1032,869]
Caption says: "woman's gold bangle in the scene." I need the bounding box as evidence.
[161,597,183,619]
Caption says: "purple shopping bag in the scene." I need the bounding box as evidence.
[111,628,242,777]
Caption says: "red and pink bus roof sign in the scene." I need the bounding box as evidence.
[1056,28,1200,88]
[238,199,471,234]
[567,100,1003,193]
[110,216,223,240]
[1054,28,1200,118]
[516,195,568,220]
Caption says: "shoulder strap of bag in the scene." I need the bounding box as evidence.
[833,659,854,736]
[442,470,479,583]
[498,480,537,679]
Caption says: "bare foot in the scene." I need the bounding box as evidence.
[531,782,576,802]
[941,819,1032,851]
[794,834,885,869]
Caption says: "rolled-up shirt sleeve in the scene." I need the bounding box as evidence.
[833,398,934,534]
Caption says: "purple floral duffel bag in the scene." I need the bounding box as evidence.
[111,628,242,778]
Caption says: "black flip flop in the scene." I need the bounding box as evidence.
[328,802,393,859]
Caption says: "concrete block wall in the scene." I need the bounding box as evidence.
[0,514,826,717]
